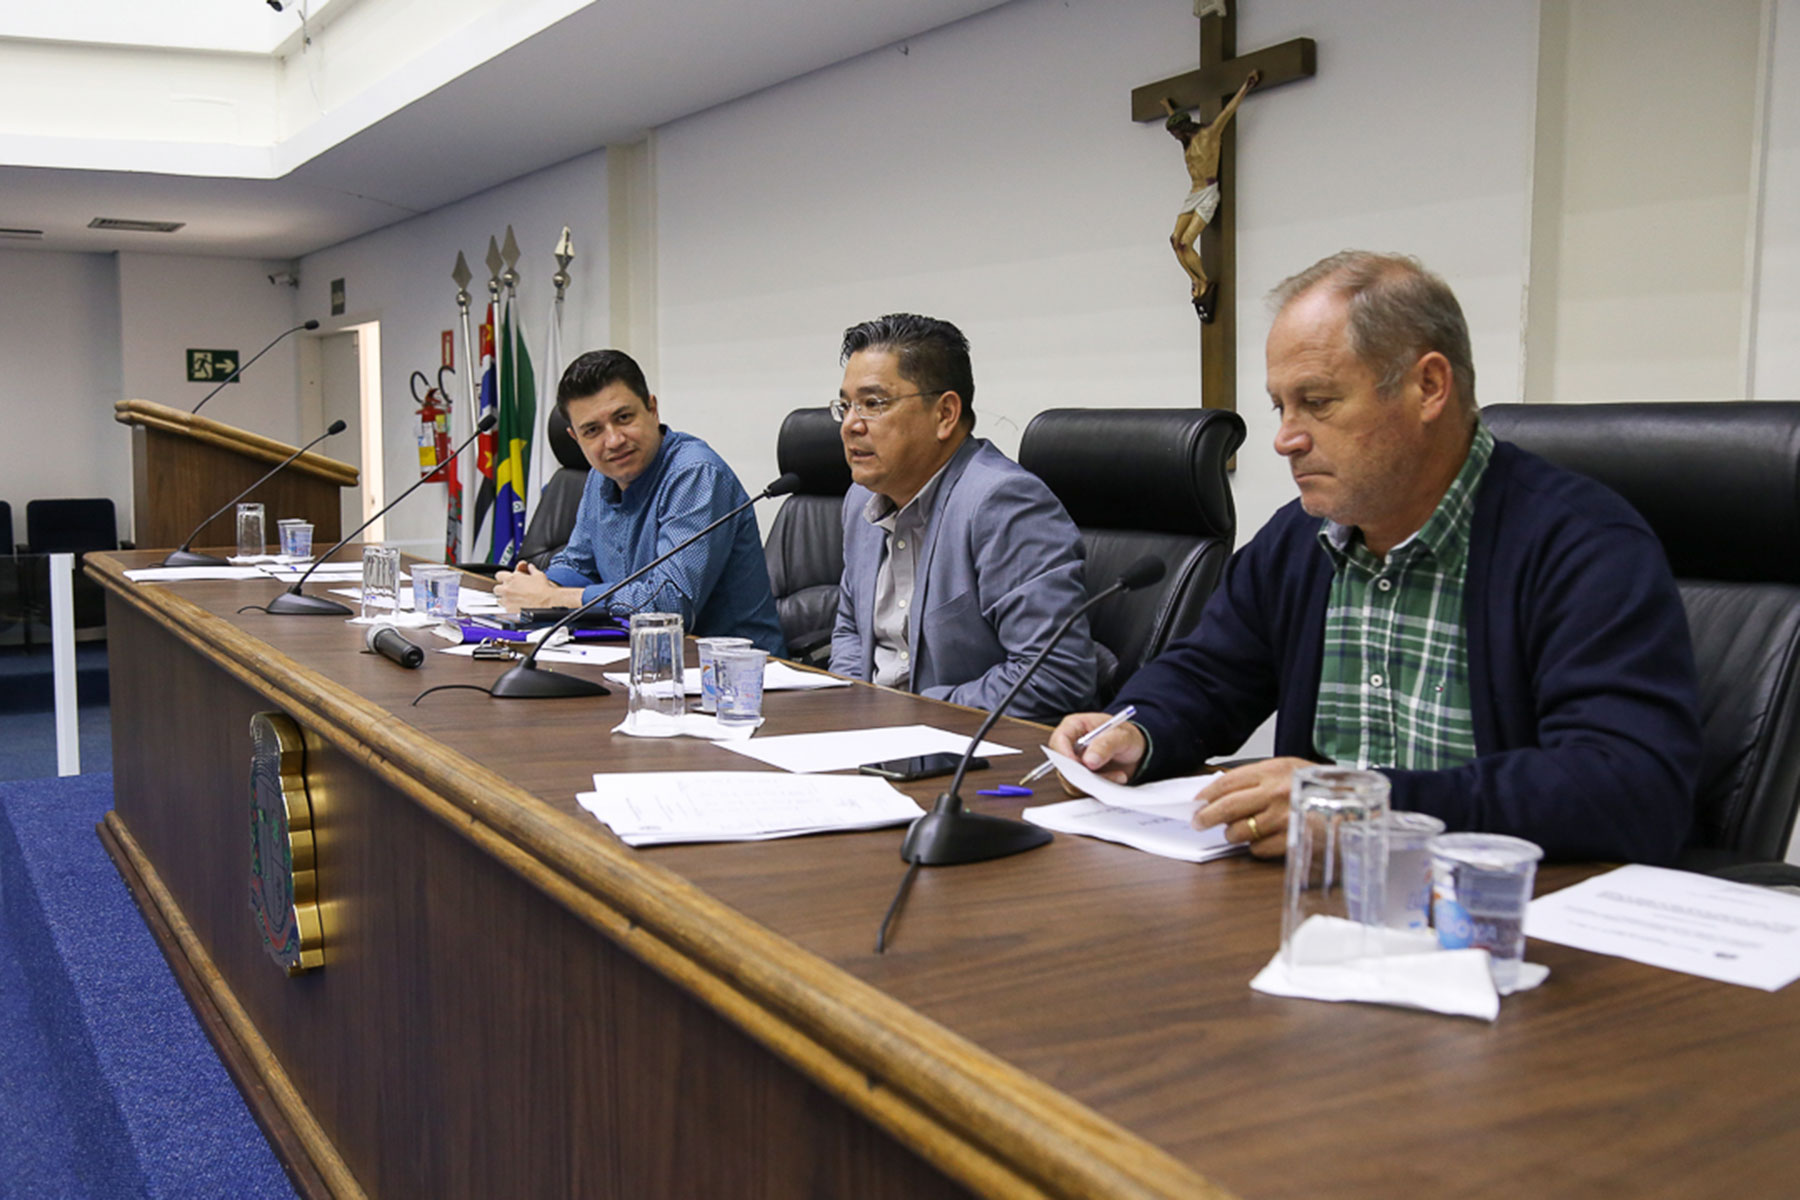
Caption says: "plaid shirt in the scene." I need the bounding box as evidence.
[1312,425,1495,770]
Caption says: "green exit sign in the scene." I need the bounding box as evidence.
[187,348,240,383]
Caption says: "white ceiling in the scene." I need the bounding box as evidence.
[0,0,1009,260]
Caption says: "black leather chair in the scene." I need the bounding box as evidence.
[516,407,590,569]
[763,408,853,666]
[25,498,118,633]
[1484,402,1800,879]
[1019,408,1247,704]
[0,501,21,646]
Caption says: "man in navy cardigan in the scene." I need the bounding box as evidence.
[1050,252,1700,865]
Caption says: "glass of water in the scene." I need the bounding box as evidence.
[628,613,686,723]
[359,545,401,620]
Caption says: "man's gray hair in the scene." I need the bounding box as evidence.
[1268,251,1477,416]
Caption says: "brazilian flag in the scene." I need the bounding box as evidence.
[490,298,536,564]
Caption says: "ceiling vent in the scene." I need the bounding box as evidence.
[88,218,186,234]
[0,228,45,240]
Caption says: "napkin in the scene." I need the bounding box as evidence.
[612,711,761,741]
[1250,916,1549,1021]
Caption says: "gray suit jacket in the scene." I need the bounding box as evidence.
[830,437,1097,721]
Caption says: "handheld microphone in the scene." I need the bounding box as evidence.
[266,411,497,615]
[488,472,802,699]
[365,624,425,669]
[875,555,1166,952]
[192,320,321,415]
[162,420,348,567]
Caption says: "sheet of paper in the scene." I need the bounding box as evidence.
[600,663,852,694]
[1022,798,1238,863]
[124,566,271,582]
[1525,864,1800,991]
[713,723,1018,774]
[1041,747,1213,809]
[577,771,923,845]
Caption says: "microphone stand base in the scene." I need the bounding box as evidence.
[490,662,612,698]
[899,796,1053,865]
[266,590,355,616]
[162,548,228,567]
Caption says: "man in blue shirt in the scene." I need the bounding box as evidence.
[494,349,786,655]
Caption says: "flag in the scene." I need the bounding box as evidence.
[467,306,498,561]
[490,295,536,564]
[528,293,564,503]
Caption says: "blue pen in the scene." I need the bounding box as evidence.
[978,785,1034,797]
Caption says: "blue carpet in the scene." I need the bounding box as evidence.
[0,644,113,782]
[0,774,296,1199]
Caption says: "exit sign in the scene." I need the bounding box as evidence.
[187,348,240,383]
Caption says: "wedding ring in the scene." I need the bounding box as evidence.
[1247,814,1261,841]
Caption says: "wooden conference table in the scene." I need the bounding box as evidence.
[90,550,1799,1199]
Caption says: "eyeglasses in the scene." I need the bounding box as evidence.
[829,390,943,423]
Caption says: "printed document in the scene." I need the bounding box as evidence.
[579,772,923,845]
[1021,748,1238,863]
[1525,864,1800,991]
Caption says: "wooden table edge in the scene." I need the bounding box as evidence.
[88,552,1236,1200]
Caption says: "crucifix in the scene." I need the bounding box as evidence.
[1132,2,1315,413]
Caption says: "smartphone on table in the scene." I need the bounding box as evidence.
[858,752,988,782]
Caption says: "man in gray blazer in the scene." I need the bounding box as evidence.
[828,313,1098,721]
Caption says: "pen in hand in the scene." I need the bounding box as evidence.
[1018,705,1138,785]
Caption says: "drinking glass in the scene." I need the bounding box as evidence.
[628,613,686,722]
[1282,765,1391,970]
[235,503,265,558]
[359,545,401,620]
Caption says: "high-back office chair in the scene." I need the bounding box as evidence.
[0,501,21,645]
[1483,402,1800,878]
[1019,408,1246,703]
[515,407,590,569]
[763,408,853,665]
[457,408,588,574]
[25,497,118,633]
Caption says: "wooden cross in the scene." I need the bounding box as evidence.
[1132,4,1314,413]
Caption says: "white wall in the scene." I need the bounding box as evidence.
[117,252,305,442]
[294,146,609,555]
[655,0,1539,546]
[1753,0,1800,398]
[0,248,123,540]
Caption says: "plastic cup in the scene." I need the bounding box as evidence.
[1342,810,1447,931]
[1429,832,1544,989]
[412,564,461,618]
[694,637,753,714]
[235,503,265,558]
[628,613,686,722]
[359,545,401,620]
[714,646,769,726]
[1282,765,1390,969]
[282,521,315,559]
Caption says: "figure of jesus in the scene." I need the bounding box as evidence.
[1163,71,1257,322]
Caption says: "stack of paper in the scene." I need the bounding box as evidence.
[601,663,852,694]
[1021,748,1240,863]
[578,771,924,846]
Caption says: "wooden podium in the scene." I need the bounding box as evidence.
[115,400,359,552]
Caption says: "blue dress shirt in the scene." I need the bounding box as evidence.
[546,428,787,655]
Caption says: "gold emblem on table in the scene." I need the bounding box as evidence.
[249,712,323,974]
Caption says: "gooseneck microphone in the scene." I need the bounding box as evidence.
[266,411,497,616]
[875,555,1167,952]
[365,624,425,668]
[162,420,348,567]
[191,319,321,415]
[488,472,803,699]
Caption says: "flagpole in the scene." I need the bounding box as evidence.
[531,226,573,503]
[451,252,477,563]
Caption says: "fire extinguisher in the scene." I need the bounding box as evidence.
[412,369,453,482]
